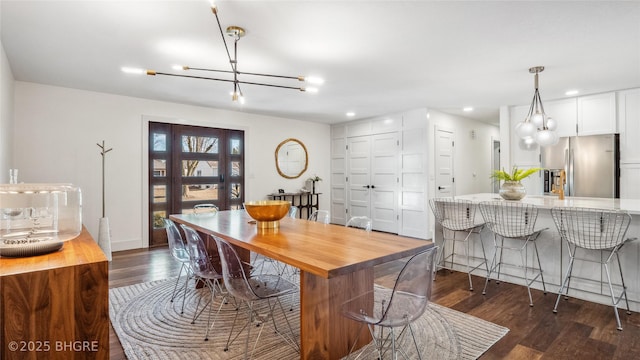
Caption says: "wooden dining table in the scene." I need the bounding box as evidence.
[170,210,433,360]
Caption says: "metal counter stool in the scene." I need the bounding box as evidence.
[551,207,636,330]
[479,201,547,306]
[429,198,488,291]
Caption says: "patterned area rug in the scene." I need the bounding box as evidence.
[110,279,508,359]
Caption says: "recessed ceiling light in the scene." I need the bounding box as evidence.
[463,107,473,112]
[565,90,579,96]
[121,67,145,74]
[346,112,356,117]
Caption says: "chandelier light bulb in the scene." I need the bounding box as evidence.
[536,129,558,147]
[546,117,557,131]
[531,112,545,128]
[516,121,537,139]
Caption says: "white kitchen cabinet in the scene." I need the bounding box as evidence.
[618,88,640,163]
[544,98,577,137]
[620,163,640,199]
[577,92,617,136]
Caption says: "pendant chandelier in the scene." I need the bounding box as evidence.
[515,66,558,147]
[142,1,323,103]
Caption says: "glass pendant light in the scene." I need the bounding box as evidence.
[515,66,558,147]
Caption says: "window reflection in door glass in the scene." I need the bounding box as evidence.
[231,161,240,176]
[230,139,241,154]
[182,160,218,177]
[181,184,218,202]
[153,159,167,177]
[182,136,218,153]
[152,185,166,203]
[231,183,241,199]
[153,133,167,152]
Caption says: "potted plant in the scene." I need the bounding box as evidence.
[307,175,322,194]
[491,166,542,200]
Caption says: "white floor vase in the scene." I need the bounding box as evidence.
[98,217,112,261]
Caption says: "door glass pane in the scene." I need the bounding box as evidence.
[152,185,166,203]
[182,160,218,177]
[182,135,218,153]
[182,184,218,202]
[231,161,240,176]
[230,204,242,210]
[153,159,167,177]
[230,139,241,154]
[152,210,166,229]
[153,133,167,152]
[230,183,241,199]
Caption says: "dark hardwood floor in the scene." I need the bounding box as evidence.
[109,247,640,359]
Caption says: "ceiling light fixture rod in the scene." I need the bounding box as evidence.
[147,70,304,91]
[186,67,303,81]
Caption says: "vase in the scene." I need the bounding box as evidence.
[499,181,526,201]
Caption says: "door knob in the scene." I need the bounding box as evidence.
[363,185,370,189]
[438,186,445,190]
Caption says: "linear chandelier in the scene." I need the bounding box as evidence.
[515,66,558,147]
[141,1,323,103]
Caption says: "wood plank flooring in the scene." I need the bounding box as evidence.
[108,247,640,359]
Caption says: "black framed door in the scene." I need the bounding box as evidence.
[149,122,244,246]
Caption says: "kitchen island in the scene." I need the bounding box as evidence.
[435,193,640,312]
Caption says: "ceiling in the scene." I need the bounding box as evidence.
[2,1,639,126]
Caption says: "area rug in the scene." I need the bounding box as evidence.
[110,279,508,359]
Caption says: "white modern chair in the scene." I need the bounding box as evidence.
[180,224,226,341]
[429,198,488,291]
[341,246,438,359]
[479,201,547,306]
[163,218,193,314]
[551,207,636,330]
[308,209,330,224]
[214,236,300,358]
[346,216,372,232]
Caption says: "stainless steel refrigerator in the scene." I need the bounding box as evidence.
[541,134,619,198]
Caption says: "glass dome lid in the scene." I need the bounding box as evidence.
[0,183,82,257]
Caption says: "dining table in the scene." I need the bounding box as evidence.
[170,210,433,360]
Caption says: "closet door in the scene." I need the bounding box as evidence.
[347,136,371,218]
[347,133,399,233]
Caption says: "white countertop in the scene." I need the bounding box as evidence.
[454,193,640,215]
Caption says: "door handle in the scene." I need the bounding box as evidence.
[438,186,445,190]
[362,185,370,189]
[371,185,375,189]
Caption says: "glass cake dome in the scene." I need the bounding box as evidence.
[0,183,82,257]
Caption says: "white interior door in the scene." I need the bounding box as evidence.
[347,133,399,232]
[347,136,371,218]
[370,133,399,233]
[435,128,454,197]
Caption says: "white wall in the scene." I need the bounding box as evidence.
[13,82,330,251]
[427,109,500,196]
[0,42,15,183]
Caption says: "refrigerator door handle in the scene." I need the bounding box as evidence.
[568,148,574,196]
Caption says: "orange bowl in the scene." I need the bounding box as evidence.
[244,200,290,229]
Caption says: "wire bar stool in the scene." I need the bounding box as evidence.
[429,198,488,291]
[551,207,636,330]
[479,201,547,306]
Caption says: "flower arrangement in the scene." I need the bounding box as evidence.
[491,167,542,182]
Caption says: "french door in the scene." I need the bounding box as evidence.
[149,122,244,246]
[347,133,399,233]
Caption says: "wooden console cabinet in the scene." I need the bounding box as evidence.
[0,227,109,360]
